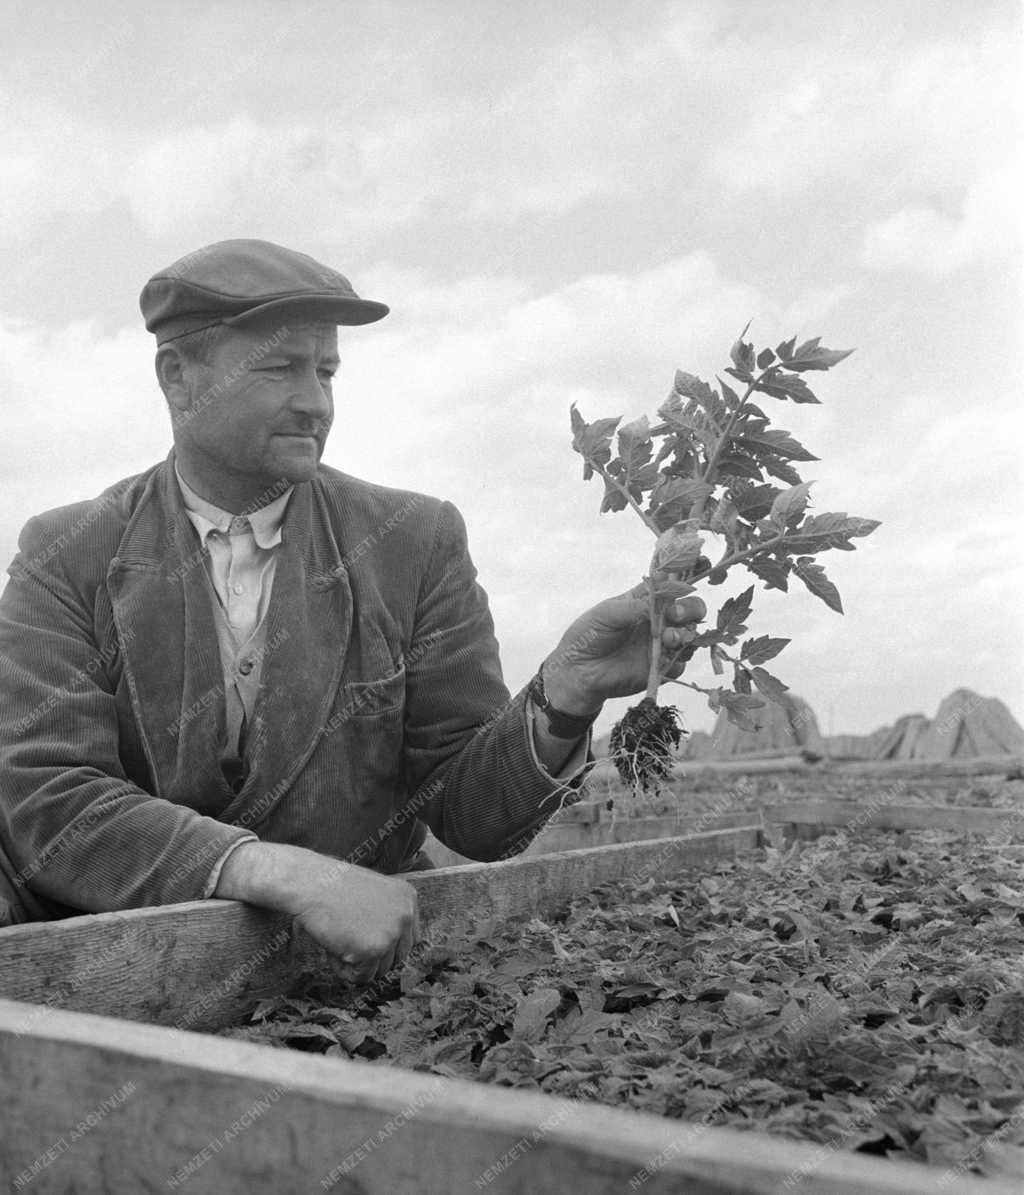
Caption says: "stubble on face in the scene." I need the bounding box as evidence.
[176,318,340,509]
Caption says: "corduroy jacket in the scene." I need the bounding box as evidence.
[0,453,576,924]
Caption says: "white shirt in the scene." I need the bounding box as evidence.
[176,468,293,758]
[176,468,293,894]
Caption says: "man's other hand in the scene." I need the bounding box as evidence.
[215,841,420,983]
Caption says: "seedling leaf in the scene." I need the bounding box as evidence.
[740,635,790,665]
[649,477,714,527]
[732,484,780,522]
[570,405,621,479]
[674,371,718,406]
[653,525,704,576]
[769,481,814,531]
[716,586,754,641]
[729,324,756,376]
[793,556,844,613]
[719,690,766,731]
[750,666,790,704]
[787,342,855,372]
[746,555,791,591]
[754,373,820,404]
[761,456,804,486]
[733,429,818,462]
[786,513,882,553]
[717,453,764,482]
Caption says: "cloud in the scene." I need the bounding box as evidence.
[0,319,167,537]
[860,167,1019,274]
[709,30,1016,203]
[123,117,431,244]
[0,122,123,230]
[1,9,1016,273]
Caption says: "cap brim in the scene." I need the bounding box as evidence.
[223,294,389,329]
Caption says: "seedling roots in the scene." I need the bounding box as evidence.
[608,697,684,794]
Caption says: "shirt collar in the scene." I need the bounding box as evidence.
[175,465,294,549]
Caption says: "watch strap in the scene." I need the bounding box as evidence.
[527,667,599,740]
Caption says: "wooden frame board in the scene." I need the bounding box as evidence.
[2,809,1020,1193]
[588,753,1020,779]
[430,799,1024,865]
[426,809,759,867]
[767,800,1024,839]
[3,996,1009,1194]
[0,826,762,1032]
[4,806,1015,1030]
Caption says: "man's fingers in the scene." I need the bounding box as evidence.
[627,579,694,603]
[664,640,693,669]
[665,594,706,626]
[396,907,420,968]
[662,643,697,677]
[621,582,700,626]
[662,625,697,650]
[376,942,399,980]
[334,957,376,987]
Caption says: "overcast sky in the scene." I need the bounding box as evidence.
[1,0,1020,737]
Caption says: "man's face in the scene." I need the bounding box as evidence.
[177,316,340,490]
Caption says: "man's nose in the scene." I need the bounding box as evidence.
[290,365,332,419]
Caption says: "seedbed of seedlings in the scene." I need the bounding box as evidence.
[224,827,1024,1179]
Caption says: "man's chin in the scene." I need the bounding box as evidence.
[271,438,323,481]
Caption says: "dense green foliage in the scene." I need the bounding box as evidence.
[227,824,1024,1176]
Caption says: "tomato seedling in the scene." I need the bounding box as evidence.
[570,328,879,794]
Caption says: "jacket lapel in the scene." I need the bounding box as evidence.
[107,458,229,809]
[108,456,353,821]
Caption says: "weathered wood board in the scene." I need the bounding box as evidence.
[1,998,1011,1195]
[768,800,1024,839]
[5,805,1011,1034]
[0,827,762,1033]
[598,751,1020,783]
[586,753,1021,781]
[429,795,1024,866]
[426,809,759,867]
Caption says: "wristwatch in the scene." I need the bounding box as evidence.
[527,666,600,740]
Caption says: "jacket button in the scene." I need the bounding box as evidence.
[238,659,253,676]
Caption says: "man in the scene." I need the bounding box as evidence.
[0,239,704,981]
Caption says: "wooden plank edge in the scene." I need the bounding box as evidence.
[428,810,761,867]
[765,801,1024,838]
[0,997,1006,1195]
[589,754,1021,779]
[670,755,809,776]
[0,827,763,1032]
[831,755,1022,776]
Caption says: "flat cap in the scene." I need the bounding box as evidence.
[140,238,389,344]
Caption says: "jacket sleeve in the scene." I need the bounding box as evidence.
[0,521,255,923]
[401,501,590,861]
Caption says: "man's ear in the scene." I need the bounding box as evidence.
[155,345,193,413]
